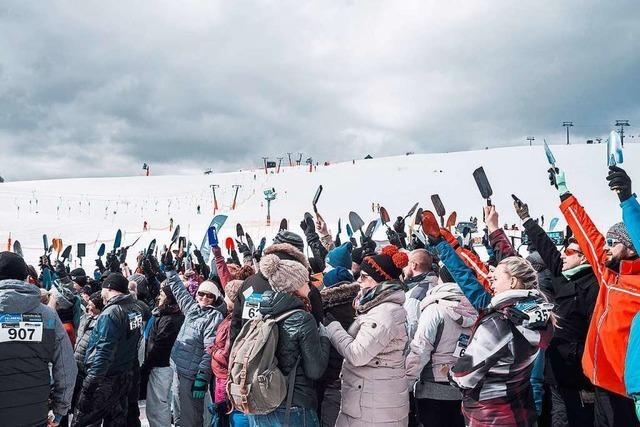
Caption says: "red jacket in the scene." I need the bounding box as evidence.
[560,194,640,396]
[209,314,231,381]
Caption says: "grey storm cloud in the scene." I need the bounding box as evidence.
[1,0,639,180]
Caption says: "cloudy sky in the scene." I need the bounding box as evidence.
[1,1,639,180]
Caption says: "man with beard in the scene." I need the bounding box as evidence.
[549,165,640,426]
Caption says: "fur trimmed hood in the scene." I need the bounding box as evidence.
[320,282,360,310]
[264,243,310,270]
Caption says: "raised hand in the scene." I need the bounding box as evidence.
[607,165,632,202]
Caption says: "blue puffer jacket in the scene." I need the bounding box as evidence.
[622,194,640,397]
[167,270,225,381]
[84,293,144,378]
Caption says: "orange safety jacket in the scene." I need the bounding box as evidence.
[560,194,640,396]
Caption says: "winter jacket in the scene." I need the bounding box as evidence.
[0,279,77,425]
[403,272,439,341]
[209,313,232,402]
[230,243,323,343]
[213,245,232,287]
[259,290,331,409]
[320,281,360,385]
[167,269,225,381]
[450,290,553,427]
[144,304,184,369]
[74,313,98,373]
[523,217,598,389]
[441,228,492,292]
[623,194,640,396]
[436,238,553,426]
[84,293,144,378]
[560,194,640,396]
[326,282,410,426]
[406,282,477,400]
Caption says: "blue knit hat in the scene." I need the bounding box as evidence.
[323,267,354,288]
[326,242,353,269]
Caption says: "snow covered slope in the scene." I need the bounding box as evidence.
[1,143,638,267]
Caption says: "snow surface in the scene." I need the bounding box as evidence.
[1,143,638,267]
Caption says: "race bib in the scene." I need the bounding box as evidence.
[128,312,143,331]
[242,293,262,320]
[522,303,554,329]
[453,333,470,358]
[0,313,44,343]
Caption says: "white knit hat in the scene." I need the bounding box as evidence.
[197,280,222,300]
[259,254,309,293]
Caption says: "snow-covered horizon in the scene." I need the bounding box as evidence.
[1,143,637,268]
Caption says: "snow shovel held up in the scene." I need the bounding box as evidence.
[225,237,235,253]
[607,130,624,166]
[543,139,556,167]
[236,223,245,242]
[61,245,72,261]
[170,225,181,246]
[98,243,106,258]
[312,185,323,213]
[113,229,123,251]
[146,239,156,257]
[52,238,63,259]
[42,234,49,255]
[379,206,391,226]
[446,211,457,229]
[364,220,378,238]
[246,233,255,253]
[473,167,493,206]
[13,240,23,258]
[279,218,288,231]
[349,211,365,234]
[415,208,423,225]
[431,194,446,227]
[404,202,419,220]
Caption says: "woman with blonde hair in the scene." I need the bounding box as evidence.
[422,211,554,427]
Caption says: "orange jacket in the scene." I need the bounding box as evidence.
[560,194,640,396]
[440,228,492,293]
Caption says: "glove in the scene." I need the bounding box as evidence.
[207,226,219,247]
[118,247,128,264]
[162,250,174,270]
[607,165,632,202]
[633,394,640,422]
[192,373,208,399]
[548,167,569,195]
[322,312,338,327]
[514,199,530,221]
[393,216,406,234]
[301,213,320,244]
[54,261,68,278]
[386,228,404,249]
[236,240,251,257]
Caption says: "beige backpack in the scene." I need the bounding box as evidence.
[226,309,303,417]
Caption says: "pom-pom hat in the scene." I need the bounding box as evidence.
[360,245,408,283]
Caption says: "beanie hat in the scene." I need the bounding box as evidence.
[360,245,408,283]
[0,251,28,281]
[351,247,365,265]
[70,268,87,287]
[273,231,305,252]
[327,243,353,269]
[101,272,129,293]
[264,243,311,270]
[81,285,93,296]
[224,279,244,302]
[607,222,636,252]
[260,254,309,293]
[197,280,222,300]
[232,265,255,281]
[323,266,354,288]
[128,273,148,289]
[89,291,104,311]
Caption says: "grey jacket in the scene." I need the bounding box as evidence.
[0,279,77,424]
[167,271,225,380]
[403,272,439,341]
[74,313,98,373]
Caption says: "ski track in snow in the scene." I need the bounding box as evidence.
[1,144,637,267]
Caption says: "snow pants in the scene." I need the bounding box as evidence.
[146,366,173,427]
[72,370,133,427]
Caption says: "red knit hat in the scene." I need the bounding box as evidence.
[360,245,408,282]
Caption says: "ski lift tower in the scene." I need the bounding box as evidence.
[264,188,277,226]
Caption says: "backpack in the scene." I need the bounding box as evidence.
[226,308,304,417]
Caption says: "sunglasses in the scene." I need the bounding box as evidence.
[564,248,583,256]
[197,291,215,299]
[606,238,621,247]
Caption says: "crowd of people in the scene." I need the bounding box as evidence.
[1,162,639,427]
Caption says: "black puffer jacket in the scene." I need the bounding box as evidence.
[75,314,98,373]
[523,218,598,388]
[259,291,330,410]
[319,282,359,384]
[144,304,184,369]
